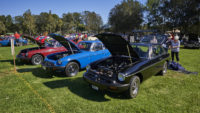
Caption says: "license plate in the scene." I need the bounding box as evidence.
[91,85,99,91]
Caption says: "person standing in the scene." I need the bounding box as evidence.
[14,32,20,45]
[171,35,180,63]
[165,35,172,51]
[150,36,158,44]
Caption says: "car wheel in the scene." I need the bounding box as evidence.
[65,62,79,77]
[31,54,43,65]
[127,76,140,99]
[160,61,168,75]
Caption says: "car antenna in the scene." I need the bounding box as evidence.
[127,45,133,64]
[67,41,74,54]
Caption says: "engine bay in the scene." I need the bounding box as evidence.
[91,56,137,77]
[47,51,79,60]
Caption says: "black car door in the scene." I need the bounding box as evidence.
[150,45,165,75]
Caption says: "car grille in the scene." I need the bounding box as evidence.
[43,61,55,66]
[87,70,115,83]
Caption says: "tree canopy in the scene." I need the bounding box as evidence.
[0,10,103,35]
[0,0,199,35]
[109,0,144,33]
[146,0,200,34]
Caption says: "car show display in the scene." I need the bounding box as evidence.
[0,36,28,46]
[83,33,170,98]
[42,34,111,77]
[16,35,67,65]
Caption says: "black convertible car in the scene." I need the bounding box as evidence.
[83,33,170,98]
[183,34,200,48]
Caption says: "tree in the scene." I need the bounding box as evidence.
[0,15,6,34]
[83,11,103,33]
[146,0,165,31]
[146,0,200,34]
[52,14,63,33]
[62,12,84,33]
[14,16,24,33]
[109,0,144,33]
[72,12,83,32]
[23,9,35,35]
[57,18,63,32]
[35,12,49,34]
[161,0,200,34]
[46,11,56,33]
[62,13,75,33]
[0,21,6,34]
[5,15,14,33]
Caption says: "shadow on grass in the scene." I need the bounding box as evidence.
[44,77,129,101]
[0,59,31,66]
[17,67,129,101]
[17,67,53,78]
[43,77,110,102]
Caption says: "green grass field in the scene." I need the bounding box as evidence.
[0,45,199,113]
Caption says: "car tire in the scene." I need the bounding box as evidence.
[126,76,140,99]
[65,62,79,77]
[31,54,43,65]
[160,61,168,75]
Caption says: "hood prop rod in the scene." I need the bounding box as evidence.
[67,41,74,54]
[127,45,132,64]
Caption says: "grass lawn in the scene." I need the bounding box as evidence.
[0,45,199,113]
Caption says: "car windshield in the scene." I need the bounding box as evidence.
[141,35,165,44]
[39,36,45,39]
[131,44,149,58]
[45,40,63,47]
[77,42,92,51]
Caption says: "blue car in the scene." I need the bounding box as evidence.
[0,37,28,46]
[0,37,10,46]
[42,34,111,77]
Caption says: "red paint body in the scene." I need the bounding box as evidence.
[35,36,48,44]
[17,46,67,62]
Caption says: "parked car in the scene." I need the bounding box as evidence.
[35,36,49,44]
[183,34,200,48]
[42,34,111,77]
[0,37,4,41]
[83,33,170,98]
[0,37,28,46]
[140,34,168,44]
[16,35,67,65]
[87,35,98,40]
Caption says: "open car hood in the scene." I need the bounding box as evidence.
[23,35,44,47]
[95,33,139,58]
[49,33,80,51]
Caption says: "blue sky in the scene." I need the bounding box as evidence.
[0,0,147,24]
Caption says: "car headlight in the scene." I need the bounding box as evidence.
[86,65,91,71]
[118,73,125,81]
[57,60,62,65]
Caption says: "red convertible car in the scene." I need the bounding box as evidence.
[17,35,67,65]
[35,36,49,44]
